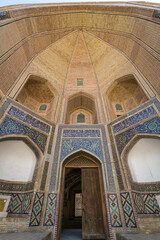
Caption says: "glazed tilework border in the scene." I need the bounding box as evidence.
[40,127,55,191]
[0,116,47,153]
[0,98,54,127]
[132,192,159,214]
[120,192,137,228]
[63,129,101,138]
[115,116,160,154]
[112,105,156,134]
[0,181,34,192]
[107,194,122,227]
[50,125,115,192]
[44,193,57,226]
[108,124,124,190]
[110,98,160,127]
[0,192,33,214]
[29,192,45,226]
[8,106,50,134]
[108,98,160,191]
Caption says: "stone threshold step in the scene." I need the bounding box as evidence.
[0,231,52,240]
[116,232,160,240]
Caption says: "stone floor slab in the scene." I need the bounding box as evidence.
[60,229,82,240]
[0,231,51,240]
[117,232,160,240]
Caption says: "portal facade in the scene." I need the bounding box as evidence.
[0,2,160,240]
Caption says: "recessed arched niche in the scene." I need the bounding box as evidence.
[0,140,37,182]
[16,75,56,120]
[128,137,160,183]
[106,75,148,121]
[65,93,98,124]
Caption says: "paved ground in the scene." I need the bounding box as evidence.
[117,232,160,240]
[60,229,82,240]
[0,231,51,240]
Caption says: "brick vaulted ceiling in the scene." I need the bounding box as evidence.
[0,2,160,98]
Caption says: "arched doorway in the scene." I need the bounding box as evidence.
[59,151,107,240]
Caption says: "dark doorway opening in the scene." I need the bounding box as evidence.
[62,168,82,229]
[59,153,108,240]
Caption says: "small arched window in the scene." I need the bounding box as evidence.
[115,104,123,111]
[40,104,47,111]
[77,113,85,123]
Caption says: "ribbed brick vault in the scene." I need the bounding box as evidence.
[0,2,159,106]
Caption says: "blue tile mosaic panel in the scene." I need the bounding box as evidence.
[116,117,160,154]
[21,192,33,214]
[101,125,115,192]
[60,138,104,162]
[41,127,55,191]
[63,129,101,138]
[108,125,124,191]
[0,116,47,153]
[44,193,57,226]
[0,192,33,214]
[132,193,159,214]
[132,192,145,214]
[107,194,122,227]
[29,192,44,226]
[113,106,156,134]
[8,106,50,134]
[142,194,159,214]
[120,192,137,228]
[50,125,115,192]
[111,98,160,126]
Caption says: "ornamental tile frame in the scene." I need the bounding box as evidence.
[120,192,137,228]
[107,194,122,227]
[132,192,159,214]
[29,192,45,226]
[49,124,116,192]
[121,133,160,192]
[0,192,33,214]
[44,193,57,226]
[108,98,160,191]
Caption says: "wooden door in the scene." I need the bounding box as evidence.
[82,168,105,240]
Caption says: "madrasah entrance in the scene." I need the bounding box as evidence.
[59,152,108,240]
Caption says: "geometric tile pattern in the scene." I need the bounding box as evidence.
[7,193,24,214]
[44,193,57,226]
[21,192,33,214]
[132,192,159,214]
[8,106,50,134]
[29,192,44,226]
[142,194,159,214]
[132,192,145,214]
[0,116,47,153]
[113,106,156,134]
[120,192,137,228]
[107,194,122,227]
[116,117,160,154]
[1,192,33,214]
